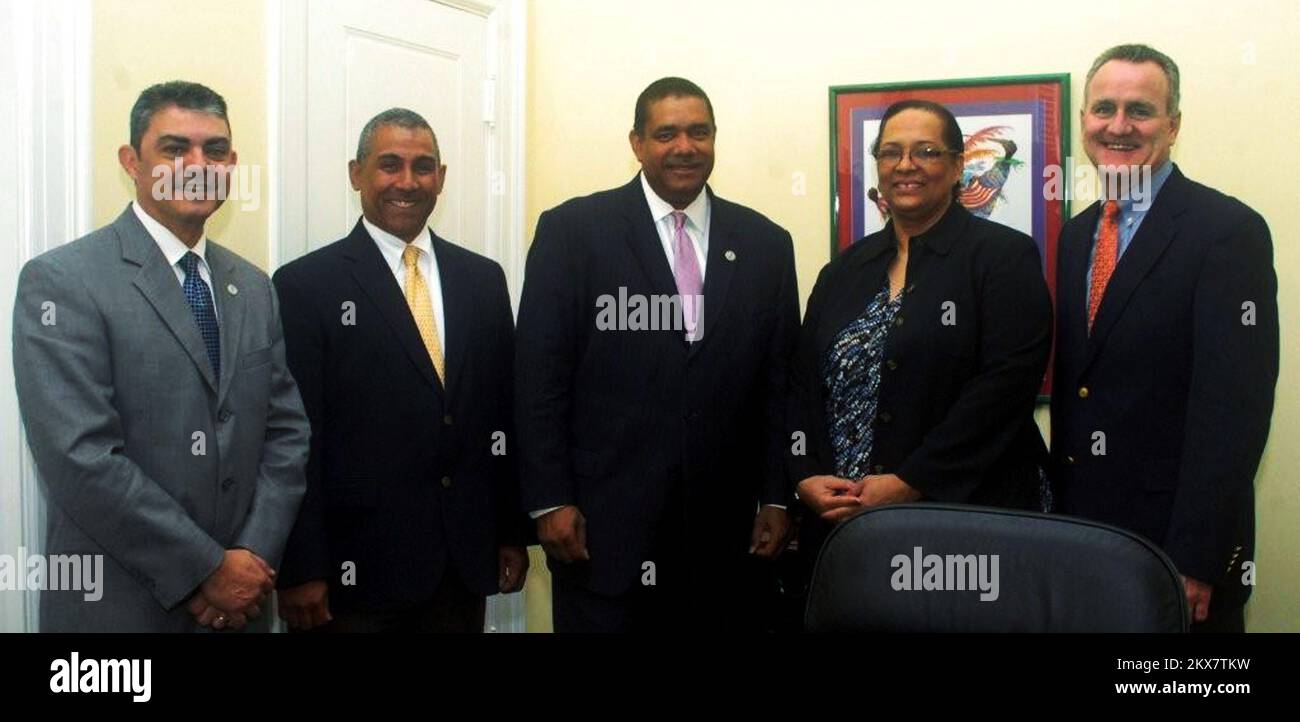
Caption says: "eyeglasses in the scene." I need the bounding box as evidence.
[873,144,959,168]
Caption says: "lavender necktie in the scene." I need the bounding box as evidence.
[671,211,703,342]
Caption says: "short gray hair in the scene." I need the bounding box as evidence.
[355,107,437,163]
[1085,44,1181,116]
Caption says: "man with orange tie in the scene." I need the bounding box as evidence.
[1051,45,1278,632]
[272,108,529,632]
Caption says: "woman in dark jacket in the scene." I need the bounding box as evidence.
[789,99,1052,532]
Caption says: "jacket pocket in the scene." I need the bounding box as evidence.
[239,345,273,370]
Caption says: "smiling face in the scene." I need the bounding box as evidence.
[629,94,715,209]
[348,124,445,242]
[875,108,963,226]
[1082,59,1181,173]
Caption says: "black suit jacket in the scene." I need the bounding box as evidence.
[1051,165,1278,605]
[788,203,1052,510]
[272,220,526,612]
[515,176,800,596]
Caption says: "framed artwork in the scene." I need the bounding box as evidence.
[830,74,1069,397]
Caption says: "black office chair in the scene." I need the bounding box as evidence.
[804,503,1188,632]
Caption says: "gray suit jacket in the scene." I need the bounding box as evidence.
[12,205,310,632]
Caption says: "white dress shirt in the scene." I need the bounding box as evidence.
[132,200,218,319]
[640,171,709,279]
[362,217,446,353]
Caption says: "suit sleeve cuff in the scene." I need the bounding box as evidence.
[529,505,564,519]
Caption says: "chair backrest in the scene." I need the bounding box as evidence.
[804,503,1188,632]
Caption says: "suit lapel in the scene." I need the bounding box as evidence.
[209,245,246,408]
[1083,169,1187,371]
[691,190,737,357]
[620,178,682,300]
[1056,203,1097,387]
[119,207,219,394]
[432,232,469,398]
[341,221,444,395]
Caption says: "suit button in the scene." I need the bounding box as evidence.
[893,316,904,328]
[885,359,898,371]
[441,476,453,489]
[443,414,453,426]
[878,411,892,423]
[1064,456,1075,465]
[221,477,234,490]
[1077,386,1090,399]
[218,409,232,422]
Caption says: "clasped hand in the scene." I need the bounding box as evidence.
[796,473,922,522]
[187,549,275,631]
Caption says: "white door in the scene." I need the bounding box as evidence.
[305,0,489,251]
[275,0,527,631]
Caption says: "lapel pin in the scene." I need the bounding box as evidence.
[227,283,238,295]
[724,250,736,262]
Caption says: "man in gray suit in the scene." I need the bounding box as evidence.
[12,81,310,632]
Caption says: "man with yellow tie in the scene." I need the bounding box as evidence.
[271,108,529,632]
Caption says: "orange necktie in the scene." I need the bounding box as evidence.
[1087,200,1120,333]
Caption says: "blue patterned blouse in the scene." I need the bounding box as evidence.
[821,282,902,480]
[819,281,1053,511]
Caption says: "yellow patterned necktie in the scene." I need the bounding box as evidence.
[401,244,445,383]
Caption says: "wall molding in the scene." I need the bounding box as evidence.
[0,0,93,633]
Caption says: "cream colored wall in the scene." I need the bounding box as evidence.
[91,0,269,268]
[87,0,1296,633]
[528,0,1300,631]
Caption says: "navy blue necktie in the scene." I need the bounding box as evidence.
[179,251,221,380]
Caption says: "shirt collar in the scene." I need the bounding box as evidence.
[362,216,434,267]
[131,200,209,269]
[640,171,710,231]
[1105,160,1174,213]
[856,200,970,264]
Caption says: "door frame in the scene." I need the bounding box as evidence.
[0,0,95,633]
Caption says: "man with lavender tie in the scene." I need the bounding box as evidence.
[516,77,800,631]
